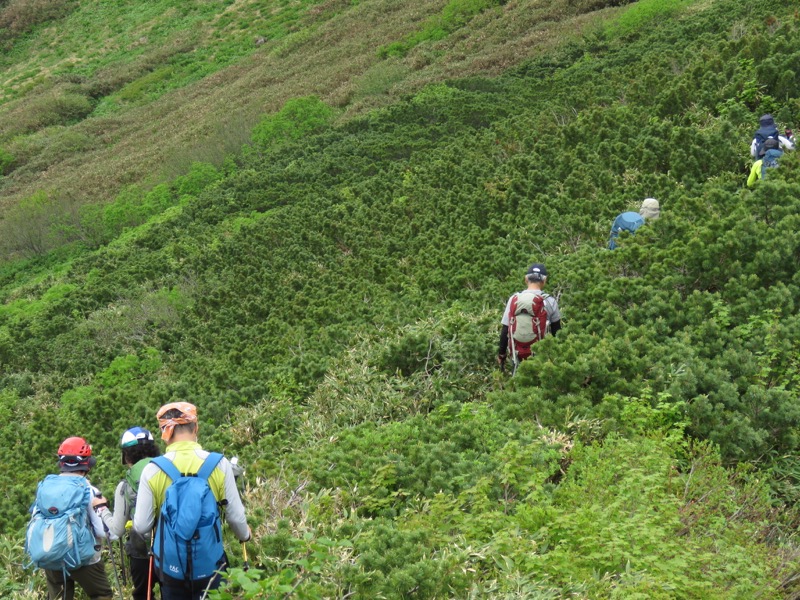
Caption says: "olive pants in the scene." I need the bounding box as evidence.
[44,561,113,600]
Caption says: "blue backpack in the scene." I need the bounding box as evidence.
[25,475,98,572]
[152,453,225,583]
[761,148,783,179]
[608,211,645,250]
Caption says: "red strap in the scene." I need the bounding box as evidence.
[508,294,518,326]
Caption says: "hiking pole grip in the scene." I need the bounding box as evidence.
[242,541,249,572]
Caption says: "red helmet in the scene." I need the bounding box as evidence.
[58,436,92,457]
[57,437,96,472]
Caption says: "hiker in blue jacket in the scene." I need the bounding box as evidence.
[608,198,660,250]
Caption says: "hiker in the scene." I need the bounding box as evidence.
[750,114,794,158]
[747,137,784,187]
[608,198,660,250]
[498,263,561,372]
[133,402,250,600]
[785,128,796,146]
[94,427,162,600]
[26,437,114,600]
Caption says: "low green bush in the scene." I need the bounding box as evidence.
[20,90,93,132]
[250,96,335,152]
[0,147,13,174]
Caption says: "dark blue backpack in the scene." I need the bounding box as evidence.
[608,211,645,250]
[152,453,225,584]
[754,126,779,158]
[25,475,98,573]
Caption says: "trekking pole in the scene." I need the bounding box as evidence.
[242,541,250,572]
[104,534,125,600]
[146,533,155,600]
[118,538,127,586]
[509,338,518,377]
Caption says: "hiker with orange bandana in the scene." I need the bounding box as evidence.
[132,403,250,600]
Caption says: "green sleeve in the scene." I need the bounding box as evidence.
[747,161,762,187]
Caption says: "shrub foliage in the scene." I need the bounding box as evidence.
[2,0,800,597]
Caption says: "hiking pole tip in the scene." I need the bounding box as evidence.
[242,541,250,572]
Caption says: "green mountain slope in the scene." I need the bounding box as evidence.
[0,0,615,226]
[2,0,800,597]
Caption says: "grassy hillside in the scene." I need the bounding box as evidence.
[3,0,800,597]
[0,0,619,233]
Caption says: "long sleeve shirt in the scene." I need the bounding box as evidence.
[132,440,249,542]
[747,160,763,187]
[96,480,133,539]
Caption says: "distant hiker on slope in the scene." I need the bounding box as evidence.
[747,137,784,187]
[750,113,794,158]
[94,427,162,600]
[26,436,114,600]
[133,402,250,600]
[608,198,660,250]
[498,263,562,374]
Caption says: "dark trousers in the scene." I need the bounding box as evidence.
[159,572,222,600]
[44,561,113,600]
[130,555,160,600]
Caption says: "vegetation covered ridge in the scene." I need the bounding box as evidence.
[1,0,800,597]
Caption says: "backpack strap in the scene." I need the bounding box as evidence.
[508,294,519,360]
[196,453,224,482]
[508,294,519,321]
[151,453,223,482]
[151,456,182,482]
[126,458,152,494]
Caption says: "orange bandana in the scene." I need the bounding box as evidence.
[156,402,198,442]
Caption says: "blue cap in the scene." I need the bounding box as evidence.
[120,427,154,448]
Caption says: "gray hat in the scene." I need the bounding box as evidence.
[639,198,660,220]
